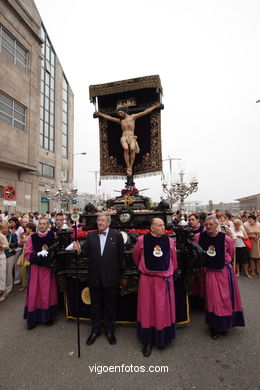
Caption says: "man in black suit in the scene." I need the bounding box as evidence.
[74,214,124,345]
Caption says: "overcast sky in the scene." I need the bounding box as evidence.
[34,0,260,205]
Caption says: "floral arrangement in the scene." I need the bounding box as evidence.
[75,228,174,239]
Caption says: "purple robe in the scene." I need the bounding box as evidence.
[195,232,245,331]
[23,231,58,326]
[132,235,178,347]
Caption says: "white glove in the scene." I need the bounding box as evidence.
[65,243,74,251]
[37,249,48,257]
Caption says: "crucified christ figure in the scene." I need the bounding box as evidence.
[95,102,160,176]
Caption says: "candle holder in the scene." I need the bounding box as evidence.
[162,170,198,213]
[45,185,78,229]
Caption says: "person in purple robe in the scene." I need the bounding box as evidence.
[194,215,245,340]
[132,218,178,357]
[24,217,58,330]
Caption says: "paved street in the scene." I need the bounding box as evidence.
[0,276,259,390]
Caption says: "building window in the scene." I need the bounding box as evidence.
[39,162,55,178]
[62,76,68,158]
[40,25,55,153]
[0,25,28,72]
[61,169,68,182]
[0,91,26,131]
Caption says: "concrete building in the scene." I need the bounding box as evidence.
[0,0,74,214]
[197,201,240,213]
[235,194,260,212]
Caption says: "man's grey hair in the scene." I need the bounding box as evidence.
[97,214,111,223]
[205,215,219,225]
[38,216,50,224]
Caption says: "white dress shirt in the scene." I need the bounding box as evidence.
[99,227,109,256]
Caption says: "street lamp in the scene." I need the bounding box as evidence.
[87,170,100,195]
[73,152,87,191]
[73,152,87,156]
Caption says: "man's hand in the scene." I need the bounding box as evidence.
[153,102,161,109]
[37,249,48,257]
[73,241,81,254]
[95,111,101,117]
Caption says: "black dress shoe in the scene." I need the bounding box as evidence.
[143,344,152,357]
[46,320,53,327]
[86,332,100,345]
[27,323,36,330]
[106,333,117,345]
[210,328,219,340]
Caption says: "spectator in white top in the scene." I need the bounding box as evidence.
[232,219,251,278]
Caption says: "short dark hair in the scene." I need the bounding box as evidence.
[199,212,207,223]
[26,222,37,232]
[248,214,256,221]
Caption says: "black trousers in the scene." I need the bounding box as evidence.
[89,285,117,333]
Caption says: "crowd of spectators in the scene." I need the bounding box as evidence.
[0,207,259,305]
[0,210,81,303]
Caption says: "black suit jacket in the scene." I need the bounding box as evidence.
[80,229,124,288]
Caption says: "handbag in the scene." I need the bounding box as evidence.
[8,233,16,253]
[243,238,252,250]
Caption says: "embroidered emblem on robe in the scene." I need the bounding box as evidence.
[207,245,216,257]
[153,245,163,257]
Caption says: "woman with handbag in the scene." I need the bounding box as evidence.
[232,219,251,278]
[0,221,18,302]
[245,215,260,276]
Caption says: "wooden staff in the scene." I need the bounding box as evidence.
[71,208,80,358]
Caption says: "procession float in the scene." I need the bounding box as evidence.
[46,75,203,328]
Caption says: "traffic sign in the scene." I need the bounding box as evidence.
[3,185,17,200]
